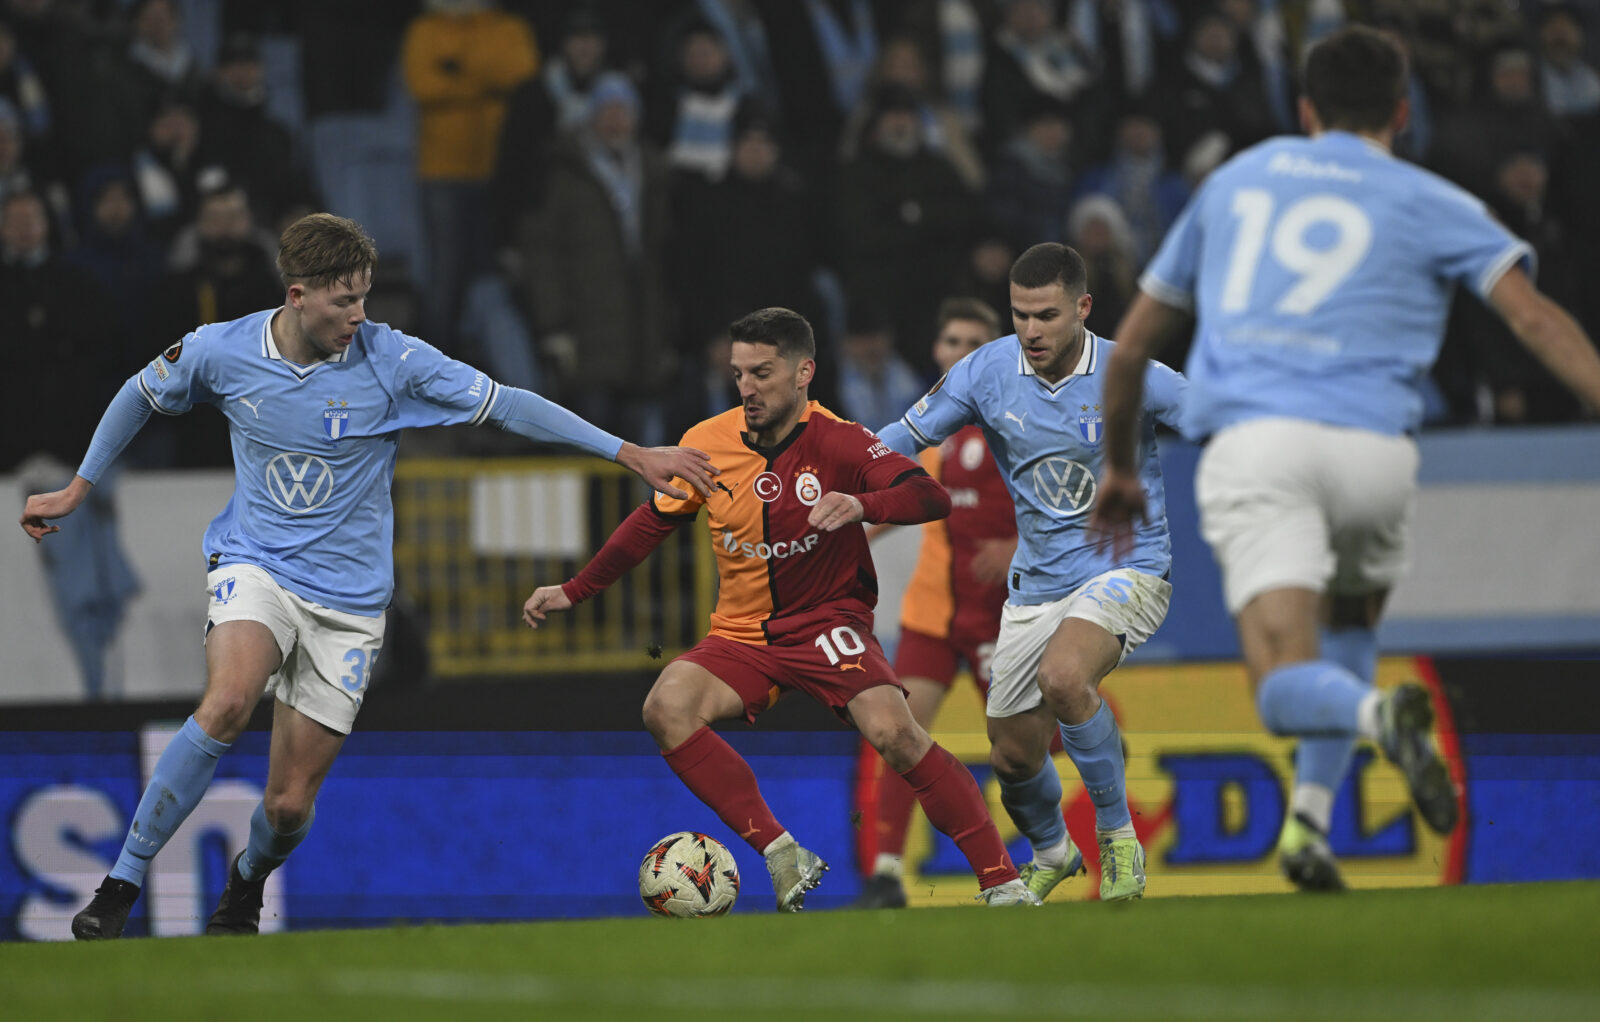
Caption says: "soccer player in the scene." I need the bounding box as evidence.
[852,297,1015,909]
[1095,25,1600,892]
[879,244,1187,902]
[522,307,1037,909]
[20,213,716,939]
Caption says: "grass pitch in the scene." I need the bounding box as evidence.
[8,882,1598,1022]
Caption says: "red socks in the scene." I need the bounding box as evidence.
[902,743,1018,890]
[662,727,784,854]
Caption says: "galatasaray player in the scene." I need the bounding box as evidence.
[853,298,1016,909]
[523,307,1036,909]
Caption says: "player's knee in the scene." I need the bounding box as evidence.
[866,720,924,772]
[988,739,1038,783]
[262,789,313,833]
[641,678,700,743]
[194,693,253,743]
[1037,663,1094,715]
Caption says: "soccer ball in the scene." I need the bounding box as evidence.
[638,831,740,918]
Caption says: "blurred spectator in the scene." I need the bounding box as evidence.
[299,0,416,117]
[899,0,994,134]
[0,16,51,150]
[1066,0,1183,110]
[759,0,885,174]
[982,0,1101,157]
[131,97,209,245]
[666,322,741,441]
[197,32,318,232]
[518,72,673,444]
[1537,3,1600,120]
[1065,193,1138,344]
[63,166,162,360]
[985,94,1075,249]
[1431,44,1564,199]
[950,234,1015,323]
[148,181,282,467]
[0,189,115,471]
[1073,108,1189,262]
[834,83,980,371]
[491,6,610,247]
[836,308,928,426]
[683,0,781,114]
[0,95,67,235]
[126,0,200,102]
[671,103,825,360]
[1154,9,1278,170]
[402,0,539,354]
[646,19,744,181]
[1437,151,1591,425]
[842,33,987,189]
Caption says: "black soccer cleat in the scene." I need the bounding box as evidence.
[206,852,267,935]
[72,876,141,940]
[851,873,909,909]
[1377,683,1461,835]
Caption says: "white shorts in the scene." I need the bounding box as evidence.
[1196,417,1419,615]
[205,564,385,734]
[987,569,1172,719]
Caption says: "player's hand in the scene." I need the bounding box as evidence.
[1090,467,1147,562]
[522,585,573,630]
[617,442,719,501]
[808,492,864,532]
[970,537,1018,586]
[19,476,92,542]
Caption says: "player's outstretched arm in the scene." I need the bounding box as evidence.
[19,475,93,542]
[522,585,573,630]
[1489,267,1600,413]
[615,442,719,501]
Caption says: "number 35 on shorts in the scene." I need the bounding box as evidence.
[339,646,377,694]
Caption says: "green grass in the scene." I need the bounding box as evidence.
[9,883,1600,1022]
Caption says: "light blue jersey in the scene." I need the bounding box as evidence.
[1141,131,1533,440]
[880,332,1186,606]
[119,310,610,615]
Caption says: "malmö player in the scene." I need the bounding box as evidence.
[524,307,1037,909]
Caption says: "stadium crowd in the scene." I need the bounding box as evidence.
[4,0,1599,475]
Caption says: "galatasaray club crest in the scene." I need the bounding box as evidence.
[323,400,349,440]
[1078,404,1102,444]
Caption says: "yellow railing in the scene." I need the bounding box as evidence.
[392,457,715,677]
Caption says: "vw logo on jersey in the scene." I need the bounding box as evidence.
[1078,411,1103,444]
[795,471,822,507]
[1031,457,1096,518]
[754,471,783,502]
[213,577,236,604]
[323,408,350,440]
[266,452,335,513]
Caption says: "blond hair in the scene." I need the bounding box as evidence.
[277,213,378,291]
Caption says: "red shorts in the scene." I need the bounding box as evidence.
[893,626,996,695]
[676,621,902,725]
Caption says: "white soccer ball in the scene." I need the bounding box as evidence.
[638,831,740,918]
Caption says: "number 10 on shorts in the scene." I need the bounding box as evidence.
[813,625,866,665]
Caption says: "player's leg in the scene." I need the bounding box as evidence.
[73,596,286,940]
[854,674,946,908]
[209,700,345,934]
[209,592,379,934]
[986,601,1082,901]
[849,684,1026,902]
[645,645,824,911]
[1280,591,1386,892]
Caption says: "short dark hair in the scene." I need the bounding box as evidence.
[1303,25,1407,133]
[277,212,378,291]
[728,306,816,362]
[1009,242,1088,295]
[937,296,1001,337]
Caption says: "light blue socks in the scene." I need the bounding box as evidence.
[997,757,1068,853]
[1060,700,1131,832]
[109,716,229,886]
[1289,628,1378,831]
[239,800,315,881]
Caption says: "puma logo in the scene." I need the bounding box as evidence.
[237,397,262,418]
[740,820,760,839]
[839,658,865,672]
[400,346,417,361]
[1004,411,1028,431]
